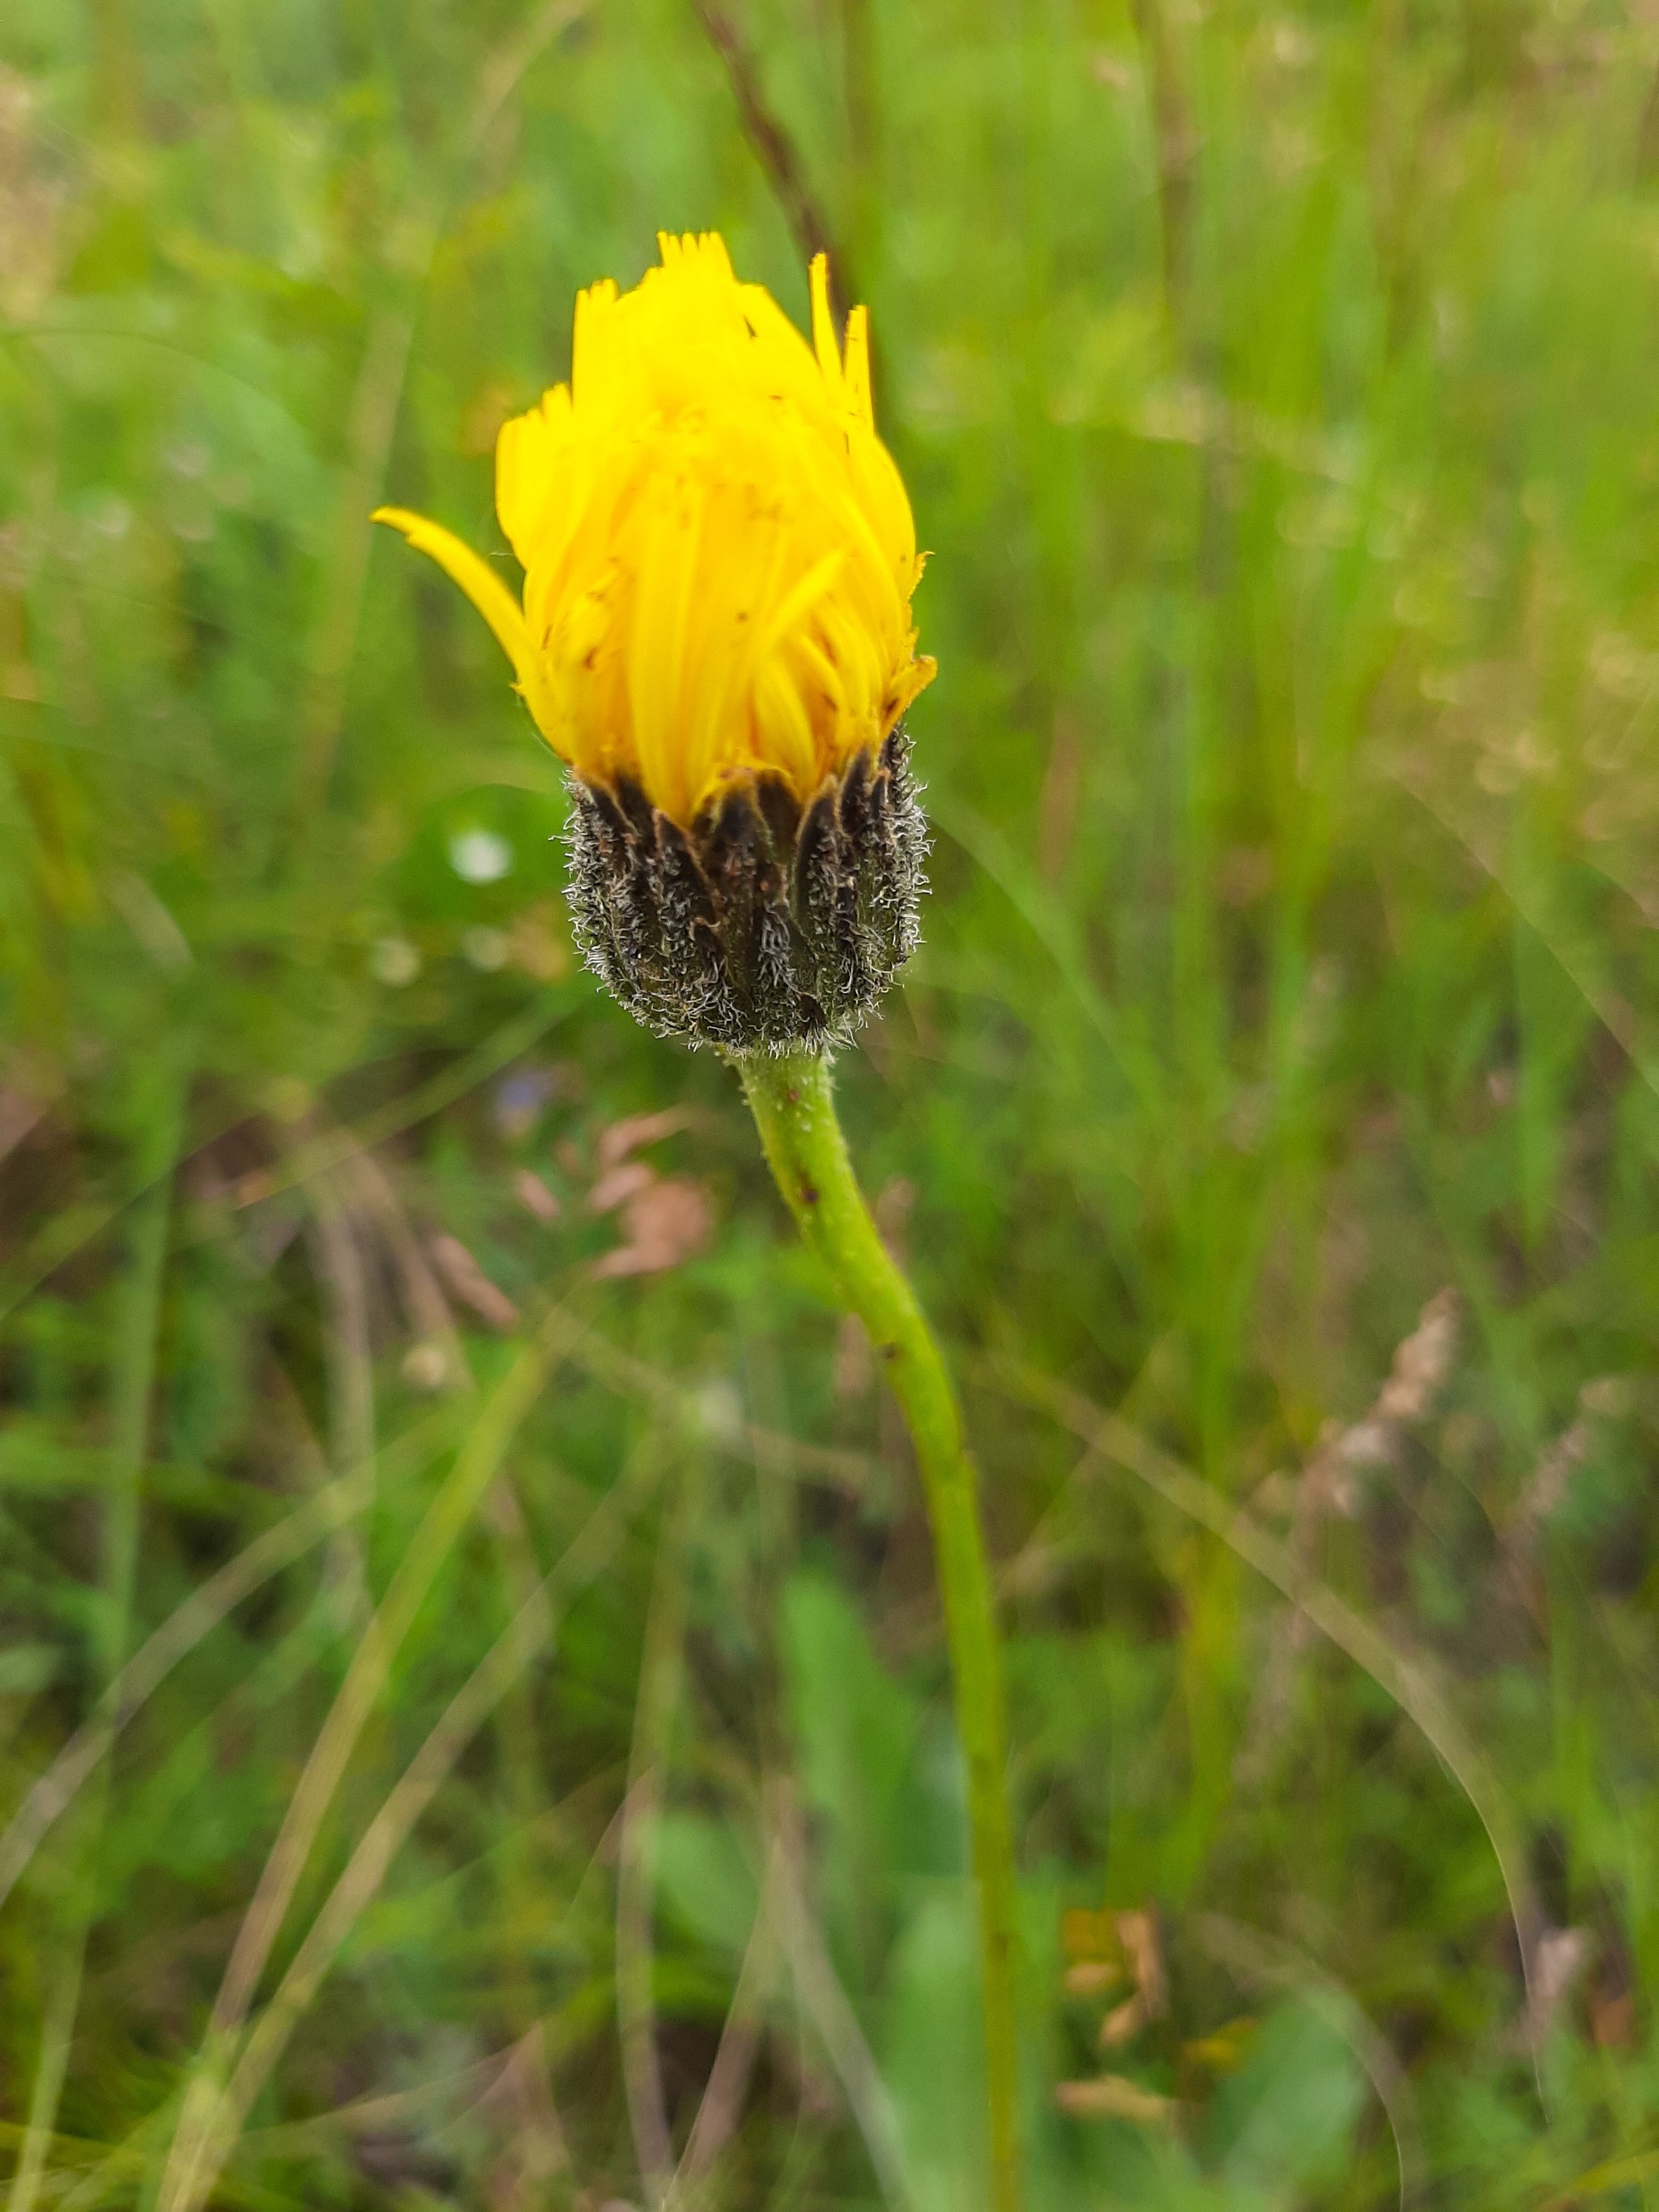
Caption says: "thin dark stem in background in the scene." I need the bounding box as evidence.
[1638,62,1659,185]
[839,0,878,279]
[1129,0,1197,348]
[690,0,852,318]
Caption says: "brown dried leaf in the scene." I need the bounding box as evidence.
[588,1159,656,1215]
[429,1234,519,1331]
[1117,1908,1166,2017]
[1054,2076,1175,2126]
[594,1177,713,1279]
[1062,1960,1124,1999]
[0,1085,47,1167]
[596,1107,693,1172]
[514,1168,561,1224]
[1522,1925,1591,2049]
[1373,1287,1460,1426]
[1590,1988,1634,2049]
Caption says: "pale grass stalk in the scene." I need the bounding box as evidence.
[667,1878,772,2204]
[46,1853,608,2212]
[241,2043,527,2156]
[667,1347,797,2207]
[172,1597,546,2212]
[487,1479,557,2037]
[769,1778,915,2211]
[1392,769,1659,1108]
[307,1164,377,1477]
[156,1302,584,2212]
[0,1408,458,1916]
[1195,1914,1424,2212]
[177,1583,580,2181]
[667,1791,782,2207]
[472,2025,572,2207]
[1009,1363,1546,2051]
[340,1144,469,1378]
[7,1072,184,2212]
[6,1919,95,2212]
[157,1385,653,2212]
[303,1165,381,1628]
[0,2104,156,2212]
[616,1461,698,2206]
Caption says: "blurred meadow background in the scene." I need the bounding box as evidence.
[5,0,1659,2205]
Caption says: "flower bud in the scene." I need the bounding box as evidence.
[374,232,935,1051]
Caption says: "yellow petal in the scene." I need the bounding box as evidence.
[843,305,872,430]
[375,236,933,824]
[886,652,936,728]
[495,389,572,569]
[757,544,848,664]
[808,253,842,390]
[371,506,562,754]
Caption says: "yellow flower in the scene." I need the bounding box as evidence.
[374,232,935,829]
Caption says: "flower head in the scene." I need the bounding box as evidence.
[374,231,934,829]
[373,233,933,1054]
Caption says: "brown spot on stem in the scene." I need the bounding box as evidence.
[799,1180,820,1206]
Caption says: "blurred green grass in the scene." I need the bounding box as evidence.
[4,0,1659,2204]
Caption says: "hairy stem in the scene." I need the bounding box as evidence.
[735,1047,1021,2212]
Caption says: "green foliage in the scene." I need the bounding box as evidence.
[3,0,1659,2204]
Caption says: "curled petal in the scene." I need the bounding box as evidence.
[371,506,561,747]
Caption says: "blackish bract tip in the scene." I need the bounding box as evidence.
[564,725,928,1053]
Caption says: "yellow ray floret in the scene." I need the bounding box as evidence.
[373,232,935,827]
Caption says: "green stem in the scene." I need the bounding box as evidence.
[735,1046,1021,2212]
